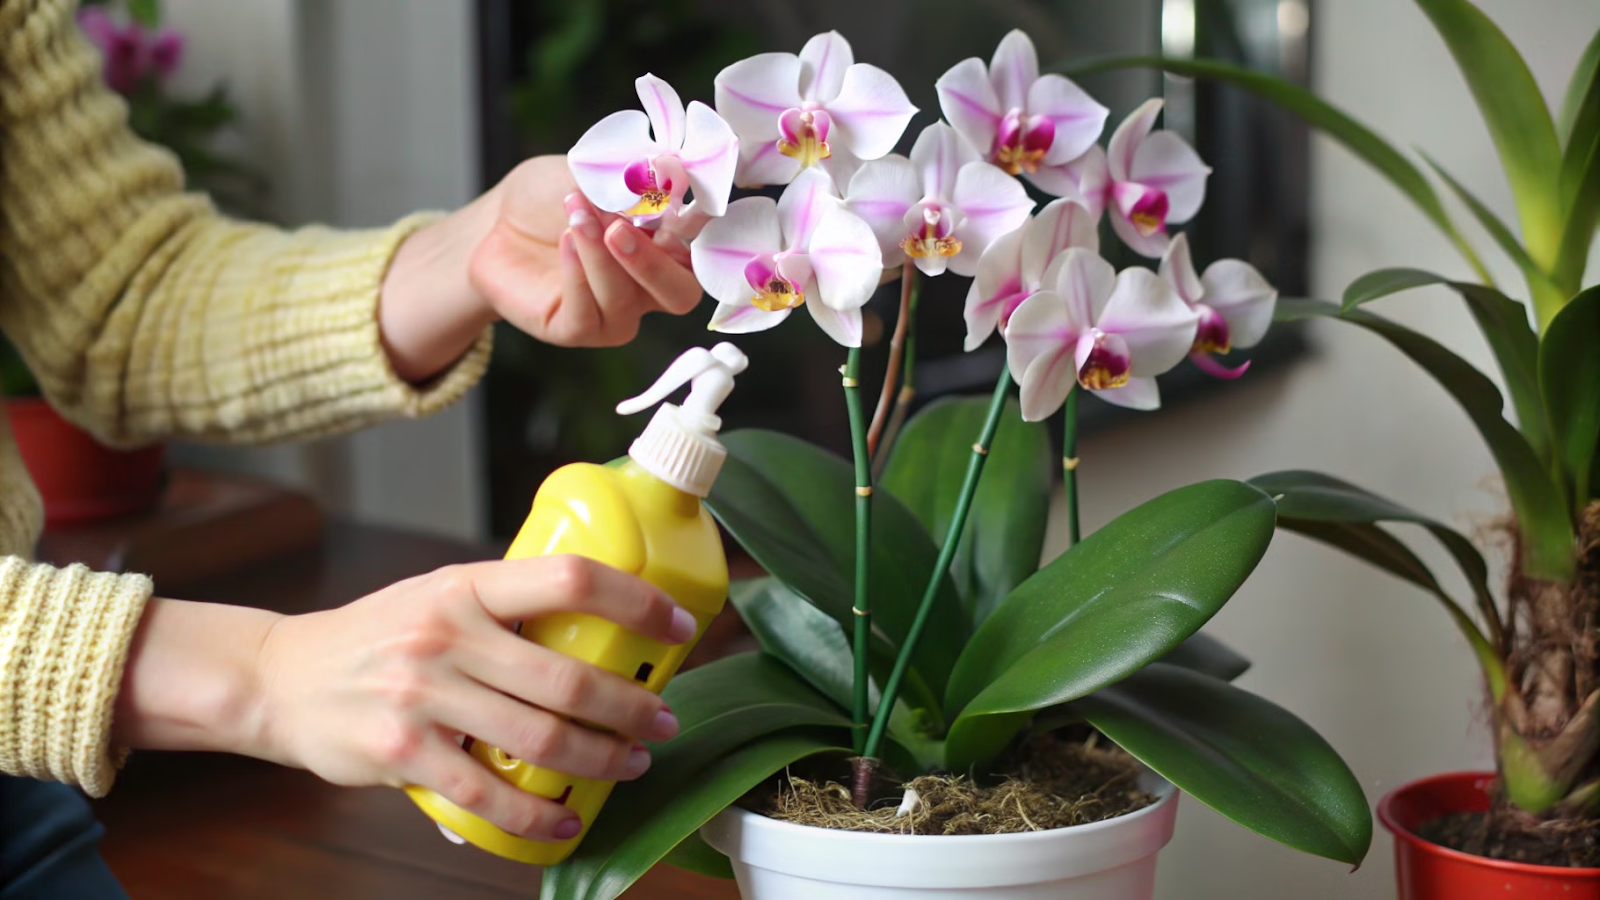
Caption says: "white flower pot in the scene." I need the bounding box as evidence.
[699,776,1178,900]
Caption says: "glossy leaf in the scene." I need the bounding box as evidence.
[1416,0,1563,273]
[708,430,971,704]
[1339,268,1547,462]
[1553,27,1600,292]
[1158,631,1252,682]
[1275,298,1574,581]
[1072,664,1372,866]
[882,396,1053,624]
[943,480,1277,769]
[1560,27,1600,145]
[1068,56,1489,279]
[660,833,733,880]
[543,731,847,900]
[1539,287,1600,509]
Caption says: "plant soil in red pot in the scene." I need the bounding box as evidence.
[1380,771,1600,899]
[7,398,165,528]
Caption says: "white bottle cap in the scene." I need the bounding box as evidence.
[616,343,748,497]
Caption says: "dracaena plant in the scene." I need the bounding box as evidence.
[544,30,1371,899]
[1081,0,1600,825]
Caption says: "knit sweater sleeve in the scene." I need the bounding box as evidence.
[0,0,492,447]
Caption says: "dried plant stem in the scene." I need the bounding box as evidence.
[867,264,918,459]
[871,272,922,477]
[862,365,1012,762]
[1063,387,1082,546]
[843,348,873,757]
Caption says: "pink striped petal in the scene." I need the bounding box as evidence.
[935,57,1002,161]
[678,101,738,216]
[1096,267,1199,377]
[1066,145,1109,218]
[1158,232,1204,305]
[1108,204,1172,258]
[1028,74,1108,165]
[1106,98,1162,181]
[844,155,920,264]
[965,226,1026,350]
[1005,289,1080,422]
[714,53,802,143]
[1202,259,1277,349]
[799,31,853,102]
[689,197,785,306]
[949,161,1032,276]
[1042,247,1116,335]
[911,122,977,204]
[826,63,917,161]
[989,30,1038,112]
[1024,160,1084,199]
[807,205,883,311]
[1021,197,1098,284]
[636,74,686,150]
[1092,376,1161,410]
[778,168,841,249]
[1191,353,1251,379]
[709,301,793,334]
[736,139,804,188]
[568,110,659,213]
[1131,131,1210,223]
[806,292,865,347]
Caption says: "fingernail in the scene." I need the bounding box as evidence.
[568,207,600,240]
[653,709,680,741]
[668,606,698,643]
[623,743,652,778]
[609,222,638,255]
[554,818,583,841]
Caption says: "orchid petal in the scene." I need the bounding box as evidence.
[950,161,1033,275]
[806,290,865,347]
[989,30,1039,111]
[1043,247,1117,335]
[1158,233,1204,306]
[844,155,919,263]
[709,301,793,334]
[799,31,853,102]
[1028,74,1108,165]
[778,167,841,249]
[1201,259,1278,349]
[1130,131,1211,223]
[807,206,884,311]
[1067,145,1109,218]
[826,63,918,161]
[1096,268,1200,376]
[966,226,1026,350]
[912,250,950,277]
[1074,330,1132,385]
[714,53,802,143]
[935,57,1002,161]
[1005,289,1079,421]
[636,74,687,150]
[735,139,804,188]
[678,101,739,216]
[568,110,659,213]
[910,123,978,203]
[1092,376,1161,411]
[690,197,784,306]
[1021,162,1079,199]
[1109,207,1172,258]
[1192,354,1251,379]
[1106,98,1162,181]
[821,152,862,193]
[1021,197,1098,284]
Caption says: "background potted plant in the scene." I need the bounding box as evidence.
[532,29,1372,900]
[5,0,262,527]
[1082,0,1600,893]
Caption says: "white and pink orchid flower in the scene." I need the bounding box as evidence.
[714,31,917,188]
[845,123,1032,278]
[963,197,1098,351]
[1158,234,1279,379]
[935,30,1108,197]
[1005,248,1200,418]
[568,74,738,228]
[690,168,883,347]
[1091,98,1211,257]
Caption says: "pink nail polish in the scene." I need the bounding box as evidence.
[668,607,697,643]
[568,207,600,240]
[554,817,583,840]
[653,708,680,740]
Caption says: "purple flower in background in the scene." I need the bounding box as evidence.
[78,7,185,95]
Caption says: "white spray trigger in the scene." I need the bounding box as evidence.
[613,342,748,497]
[615,343,748,421]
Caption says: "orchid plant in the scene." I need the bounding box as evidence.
[546,29,1372,898]
[1083,0,1600,837]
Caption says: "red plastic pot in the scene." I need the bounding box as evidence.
[6,397,165,528]
[1379,771,1600,899]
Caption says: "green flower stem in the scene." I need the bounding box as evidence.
[843,347,873,755]
[862,364,1011,761]
[1064,387,1082,546]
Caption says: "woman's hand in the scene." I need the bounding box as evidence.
[378,155,709,382]
[114,556,694,843]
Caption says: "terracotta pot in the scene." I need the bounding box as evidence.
[1379,771,1600,899]
[6,397,165,527]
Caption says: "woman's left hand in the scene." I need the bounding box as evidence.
[378,155,709,382]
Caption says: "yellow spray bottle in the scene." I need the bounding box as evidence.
[405,342,749,865]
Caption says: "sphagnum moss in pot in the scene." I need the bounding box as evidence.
[533,28,1372,900]
[1087,0,1600,896]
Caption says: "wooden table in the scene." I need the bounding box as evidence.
[85,522,743,900]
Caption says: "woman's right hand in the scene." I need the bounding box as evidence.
[115,556,694,843]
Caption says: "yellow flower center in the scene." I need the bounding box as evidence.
[751,278,805,312]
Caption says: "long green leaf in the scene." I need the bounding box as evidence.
[1158,632,1252,682]
[882,396,1053,625]
[1560,27,1600,146]
[708,430,970,705]
[1554,25,1600,295]
[943,480,1276,770]
[1276,298,1574,580]
[1072,664,1372,866]
[1067,55,1489,280]
[1340,268,1548,461]
[1419,153,1560,302]
[543,731,847,900]
[1416,0,1563,275]
[1539,287,1600,510]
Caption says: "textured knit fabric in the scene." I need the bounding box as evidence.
[0,0,493,795]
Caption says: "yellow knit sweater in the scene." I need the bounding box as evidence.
[0,0,492,796]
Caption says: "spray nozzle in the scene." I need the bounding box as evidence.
[616,342,748,425]
[613,343,748,497]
